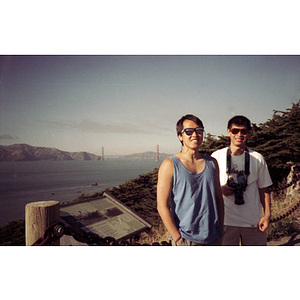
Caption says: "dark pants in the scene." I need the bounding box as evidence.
[222,225,267,246]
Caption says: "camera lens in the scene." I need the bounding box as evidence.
[235,190,245,205]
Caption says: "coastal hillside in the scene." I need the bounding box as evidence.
[0,144,100,161]
[0,144,170,162]
[1,166,300,245]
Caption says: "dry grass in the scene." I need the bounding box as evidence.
[134,223,170,245]
[266,191,300,241]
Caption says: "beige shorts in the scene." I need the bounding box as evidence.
[222,225,267,246]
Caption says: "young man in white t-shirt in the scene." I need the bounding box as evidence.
[211,115,272,246]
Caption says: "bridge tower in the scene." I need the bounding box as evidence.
[101,146,104,161]
[156,145,159,162]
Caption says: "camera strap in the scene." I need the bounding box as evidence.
[226,147,250,176]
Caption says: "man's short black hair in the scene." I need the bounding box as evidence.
[227,115,251,131]
[176,114,204,136]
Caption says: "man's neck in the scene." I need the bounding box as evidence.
[180,147,202,160]
[230,144,246,156]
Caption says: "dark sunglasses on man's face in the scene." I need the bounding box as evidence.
[181,127,204,136]
[230,128,249,135]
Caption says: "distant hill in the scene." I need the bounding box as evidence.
[0,144,172,162]
[121,151,171,159]
[0,144,101,161]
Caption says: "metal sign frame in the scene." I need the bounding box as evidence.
[60,192,152,243]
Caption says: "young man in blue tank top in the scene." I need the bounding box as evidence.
[157,114,224,246]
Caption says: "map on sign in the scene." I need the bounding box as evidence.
[60,192,152,241]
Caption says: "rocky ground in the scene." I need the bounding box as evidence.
[267,232,300,246]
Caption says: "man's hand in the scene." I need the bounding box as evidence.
[258,216,270,232]
[175,237,182,246]
[221,184,235,196]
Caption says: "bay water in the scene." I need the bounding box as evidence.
[0,159,162,227]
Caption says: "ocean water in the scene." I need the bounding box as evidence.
[0,159,162,227]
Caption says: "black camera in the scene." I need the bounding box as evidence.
[227,171,247,205]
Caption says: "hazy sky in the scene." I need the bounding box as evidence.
[0,55,299,155]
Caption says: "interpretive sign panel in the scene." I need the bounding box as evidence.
[60,192,152,243]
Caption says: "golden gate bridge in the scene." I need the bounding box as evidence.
[100,145,169,161]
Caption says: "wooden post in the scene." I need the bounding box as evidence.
[25,201,60,246]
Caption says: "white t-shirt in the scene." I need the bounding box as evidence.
[211,147,273,227]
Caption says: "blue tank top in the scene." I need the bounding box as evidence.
[170,155,221,244]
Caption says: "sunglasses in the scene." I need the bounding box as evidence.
[181,127,204,136]
[230,128,249,135]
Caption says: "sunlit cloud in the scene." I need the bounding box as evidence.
[40,119,164,134]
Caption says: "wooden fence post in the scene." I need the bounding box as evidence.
[25,201,60,246]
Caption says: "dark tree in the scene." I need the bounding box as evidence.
[248,100,300,184]
[199,100,300,185]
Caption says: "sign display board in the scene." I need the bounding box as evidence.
[60,192,152,244]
